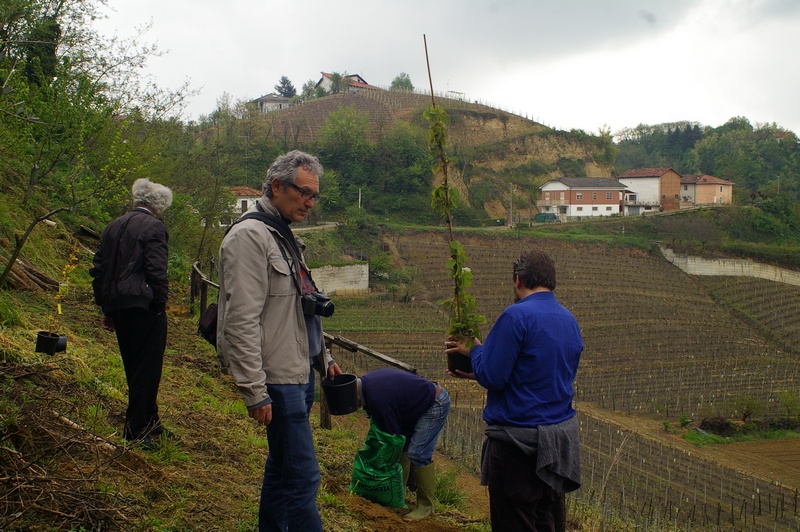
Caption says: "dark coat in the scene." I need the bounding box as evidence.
[90,207,169,315]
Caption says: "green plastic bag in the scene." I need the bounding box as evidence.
[350,420,407,508]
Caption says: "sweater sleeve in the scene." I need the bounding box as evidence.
[143,221,169,312]
[472,311,524,390]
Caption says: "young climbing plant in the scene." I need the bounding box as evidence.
[423,36,485,344]
[48,246,78,335]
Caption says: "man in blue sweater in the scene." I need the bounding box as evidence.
[445,249,583,531]
[357,369,450,520]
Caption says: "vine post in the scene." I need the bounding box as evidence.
[423,35,485,343]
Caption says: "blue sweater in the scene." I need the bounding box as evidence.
[471,291,583,427]
[360,369,436,438]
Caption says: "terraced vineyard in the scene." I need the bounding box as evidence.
[324,229,800,530]
[699,275,800,352]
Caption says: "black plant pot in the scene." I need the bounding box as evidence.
[320,373,359,415]
[35,331,62,355]
[447,352,473,374]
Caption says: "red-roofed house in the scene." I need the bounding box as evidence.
[315,72,382,94]
[680,174,734,205]
[618,167,682,214]
[538,178,627,219]
[221,186,262,225]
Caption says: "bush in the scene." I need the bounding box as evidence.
[699,416,735,437]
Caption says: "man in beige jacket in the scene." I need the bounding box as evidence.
[217,150,341,532]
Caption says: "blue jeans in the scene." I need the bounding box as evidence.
[407,387,451,466]
[259,371,322,532]
[305,364,316,415]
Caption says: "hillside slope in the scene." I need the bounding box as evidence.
[323,228,800,530]
[262,91,614,218]
[0,289,492,531]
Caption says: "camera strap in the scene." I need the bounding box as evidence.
[230,210,303,298]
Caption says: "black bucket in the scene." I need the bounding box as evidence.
[321,373,359,415]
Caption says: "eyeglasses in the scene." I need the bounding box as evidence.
[288,182,321,201]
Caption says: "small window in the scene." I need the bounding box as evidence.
[606,192,613,200]
[720,186,723,192]
[684,185,688,191]
[576,207,583,212]
[241,200,248,212]
[576,193,583,200]
[545,192,550,200]
[592,192,598,200]
[606,206,612,211]
[592,206,598,211]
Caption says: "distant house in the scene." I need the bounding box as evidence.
[253,93,292,113]
[618,167,682,214]
[315,72,382,94]
[538,178,627,219]
[680,174,734,205]
[221,186,262,225]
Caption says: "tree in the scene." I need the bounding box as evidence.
[23,16,60,86]
[0,0,192,288]
[777,390,800,420]
[390,72,414,92]
[274,75,296,98]
[374,122,431,194]
[296,79,317,103]
[327,71,347,94]
[318,105,373,194]
[732,394,763,423]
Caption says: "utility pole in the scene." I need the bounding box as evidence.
[509,183,513,228]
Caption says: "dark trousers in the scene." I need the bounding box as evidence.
[486,438,566,532]
[112,308,167,440]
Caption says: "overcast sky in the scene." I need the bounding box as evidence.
[93,0,800,136]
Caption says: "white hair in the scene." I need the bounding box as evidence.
[132,178,173,215]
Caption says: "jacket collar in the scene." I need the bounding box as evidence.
[257,196,291,224]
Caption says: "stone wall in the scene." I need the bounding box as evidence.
[311,263,369,295]
[659,245,800,286]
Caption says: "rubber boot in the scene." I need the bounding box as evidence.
[399,452,411,488]
[403,463,435,520]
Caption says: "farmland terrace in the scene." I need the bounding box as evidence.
[323,229,800,531]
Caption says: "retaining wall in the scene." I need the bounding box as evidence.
[659,245,800,286]
[311,263,369,295]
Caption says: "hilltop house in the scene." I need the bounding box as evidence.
[680,174,734,205]
[315,73,382,94]
[253,93,292,114]
[617,167,682,214]
[538,178,627,220]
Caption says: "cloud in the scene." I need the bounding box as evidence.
[93,0,800,134]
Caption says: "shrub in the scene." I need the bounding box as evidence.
[699,416,735,437]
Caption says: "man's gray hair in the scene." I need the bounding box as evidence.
[132,178,173,216]
[264,150,323,198]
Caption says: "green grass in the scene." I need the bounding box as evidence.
[682,427,800,447]
[434,467,466,509]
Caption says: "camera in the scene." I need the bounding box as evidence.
[302,293,335,317]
